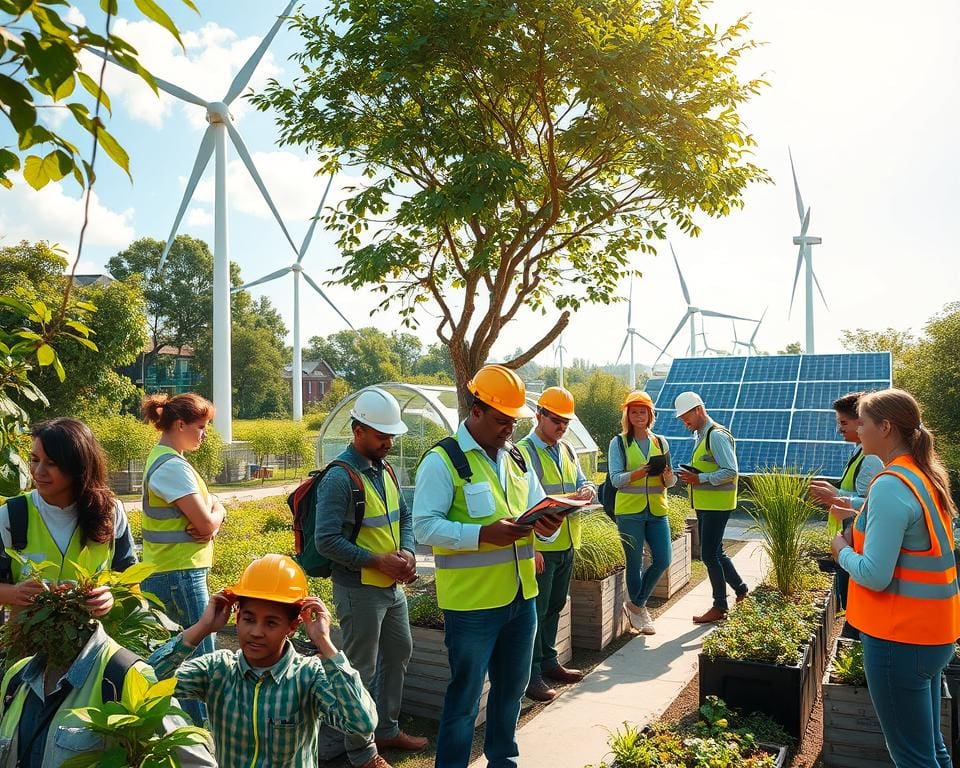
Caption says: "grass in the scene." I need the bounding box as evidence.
[573,511,626,580]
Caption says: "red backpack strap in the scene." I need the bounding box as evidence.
[328,460,367,540]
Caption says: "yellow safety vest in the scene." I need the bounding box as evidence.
[828,447,867,535]
[140,445,214,572]
[0,637,144,766]
[431,439,538,611]
[354,466,403,588]
[614,434,670,517]
[6,493,113,585]
[689,424,738,512]
[517,437,583,551]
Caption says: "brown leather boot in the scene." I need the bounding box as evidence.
[375,732,428,752]
[542,664,585,684]
[359,757,394,768]
[692,606,727,624]
[525,676,558,702]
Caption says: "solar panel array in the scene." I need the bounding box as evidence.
[651,353,892,478]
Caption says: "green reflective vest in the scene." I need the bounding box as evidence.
[141,444,214,572]
[517,437,582,551]
[7,493,113,585]
[431,439,538,611]
[614,434,670,517]
[828,447,867,535]
[354,466,403,587]
[689,424,738,512]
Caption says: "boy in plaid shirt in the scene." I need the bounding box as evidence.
[149,554,377,768]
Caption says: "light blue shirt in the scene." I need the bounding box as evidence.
[523,430,593,491]
[607,433,677,490]
[838,472,932,591]
[836,449,884,511]
[693,417,738,486]
[413,421,546,551]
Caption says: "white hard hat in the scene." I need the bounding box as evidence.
[350,388,409,435]
[674,391,705,418]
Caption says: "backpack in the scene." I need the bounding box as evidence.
[598,434,666,520]
[0,494,34,583]
[288,459,399,577]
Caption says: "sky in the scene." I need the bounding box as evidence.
[3,1,958,372]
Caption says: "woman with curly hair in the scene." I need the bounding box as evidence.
[0,418,137,615]
[139,392,225,726]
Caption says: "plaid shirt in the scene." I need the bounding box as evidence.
[149,635,377,768]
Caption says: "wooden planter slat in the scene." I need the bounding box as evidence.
[822,638,952,768]
[643,532,692,600]
[570,570,629,651]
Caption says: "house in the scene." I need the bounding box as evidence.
[283,359,337,403]
[120,342,202,395]
[71,274,115,287]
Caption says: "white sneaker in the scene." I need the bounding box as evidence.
[637,606,656,635]
[623,601,650,633]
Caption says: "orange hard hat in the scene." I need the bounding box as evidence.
[467,365,534,419]
[622,390,655,411]
[227,554,308,604]
[538,386,576,419]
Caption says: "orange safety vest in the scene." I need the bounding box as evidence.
[846,455,960,645]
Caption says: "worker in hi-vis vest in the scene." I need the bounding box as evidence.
[314,387,427,768]
[413,365,564,768]
[808,391,882,617]
[517,386,596,703]
[675,391,749,624]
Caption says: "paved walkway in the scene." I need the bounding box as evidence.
[121,482,299,512]
[471,540,769,768]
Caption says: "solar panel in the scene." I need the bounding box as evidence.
[653,352,892,478]
[644,377,665,401]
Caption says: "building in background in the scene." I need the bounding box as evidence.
[283,359,337,404]
[121,342,202,395]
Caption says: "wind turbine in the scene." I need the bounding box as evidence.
[615,275,664,389]
[656,243,756,363]
[788,148,827,354]
[232,175,355,421]
[732,307,767,356]
[553,335,568,389]
[93,1,298,442]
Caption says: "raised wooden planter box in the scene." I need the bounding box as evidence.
[555,595,573,666]
[822,638,952,768]
[643,531,692,600]
[402,625,490,725]
[570,568,629,651]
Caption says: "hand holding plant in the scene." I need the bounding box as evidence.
[84,584,114,617]
[6,576,45,606]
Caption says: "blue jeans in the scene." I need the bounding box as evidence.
[142,567,213,726]
[861,633,954,768]
[697,510,746,610]
[437,591,537,768]
[616,512,672,607]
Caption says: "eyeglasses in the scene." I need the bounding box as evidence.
[540,411,570,428]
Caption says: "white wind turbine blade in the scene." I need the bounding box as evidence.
[750,307,768,343]
[812,271,829,309]
[302,270,355,330]
[670,242,692,305]
[158,125,216,270]
[223,0,298,105]
[655,314,690,364]
[232,266,292,293]
[225,121,299,254]
[632,330,664,353]
[788,146,805,222]
[627,274,634,327]
[700,309,756,322]
[615,333,630,365]
[788,207,811,316]
[87,49,208,106]
[299,174,335,263]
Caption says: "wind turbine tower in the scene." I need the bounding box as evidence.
[788,149,827,354]
[615,276,663,389]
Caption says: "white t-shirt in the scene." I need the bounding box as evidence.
[148,455,205,504]
[0,489,130,555]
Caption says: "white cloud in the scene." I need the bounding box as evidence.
[80,19,282,130]
[0,175,135,261]
[185,207,213,227]
[64,6,86,26]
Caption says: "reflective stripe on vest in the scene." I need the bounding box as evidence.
[846,457,960,645]
[355,467,402,588]
[8,493,113,585]
[689,424,738,511]
[140,445,214,572]
[518,438,582,551]
[431,439,538,611]
[614,434,669,517]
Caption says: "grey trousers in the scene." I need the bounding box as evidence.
[333,581,414,766]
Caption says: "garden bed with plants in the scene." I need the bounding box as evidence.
[570,511,629,650]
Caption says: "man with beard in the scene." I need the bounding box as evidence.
[314,387,426,768]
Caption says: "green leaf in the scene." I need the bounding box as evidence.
[0,73,38,133]
[67,334,98,351]
[77,71,111,115]
[23,154,50,190]
[18,125,55,150]
[0,295,33,316]
[93,123,130,179]
[115,561,158,585]
[105,713,140,727]
[41,149,72,182]
[0,446,30,497]
[74,300,98,312]
[37,343,55,366]
[52,353,66,382]
[0,148,20,188]
[134,0,184,47]
[65,319,92,336]
[53,74,76,101]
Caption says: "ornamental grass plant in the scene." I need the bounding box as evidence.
[744,469,819,597]
[573,510,626,581]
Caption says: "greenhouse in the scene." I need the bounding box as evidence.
[316,382,600,504]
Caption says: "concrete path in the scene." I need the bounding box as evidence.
[475,540,769,768]
[121,482,299,512]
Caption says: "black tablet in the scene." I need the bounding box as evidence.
[645,454,667,475]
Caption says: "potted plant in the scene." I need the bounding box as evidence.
[822,638,953,767]
[570,511,629,651]
[642,496,693,600]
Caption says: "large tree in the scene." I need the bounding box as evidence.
[255,0,766,412]
[569,370,630,451]
[307,327,401,390]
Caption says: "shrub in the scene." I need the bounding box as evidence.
[275,422,316,475]
[829,639,866,686]
[90,415,156,472]
[665,494,690,541]
[406,577,444,629]
[186,423,225,481]
[573,511,625,580]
